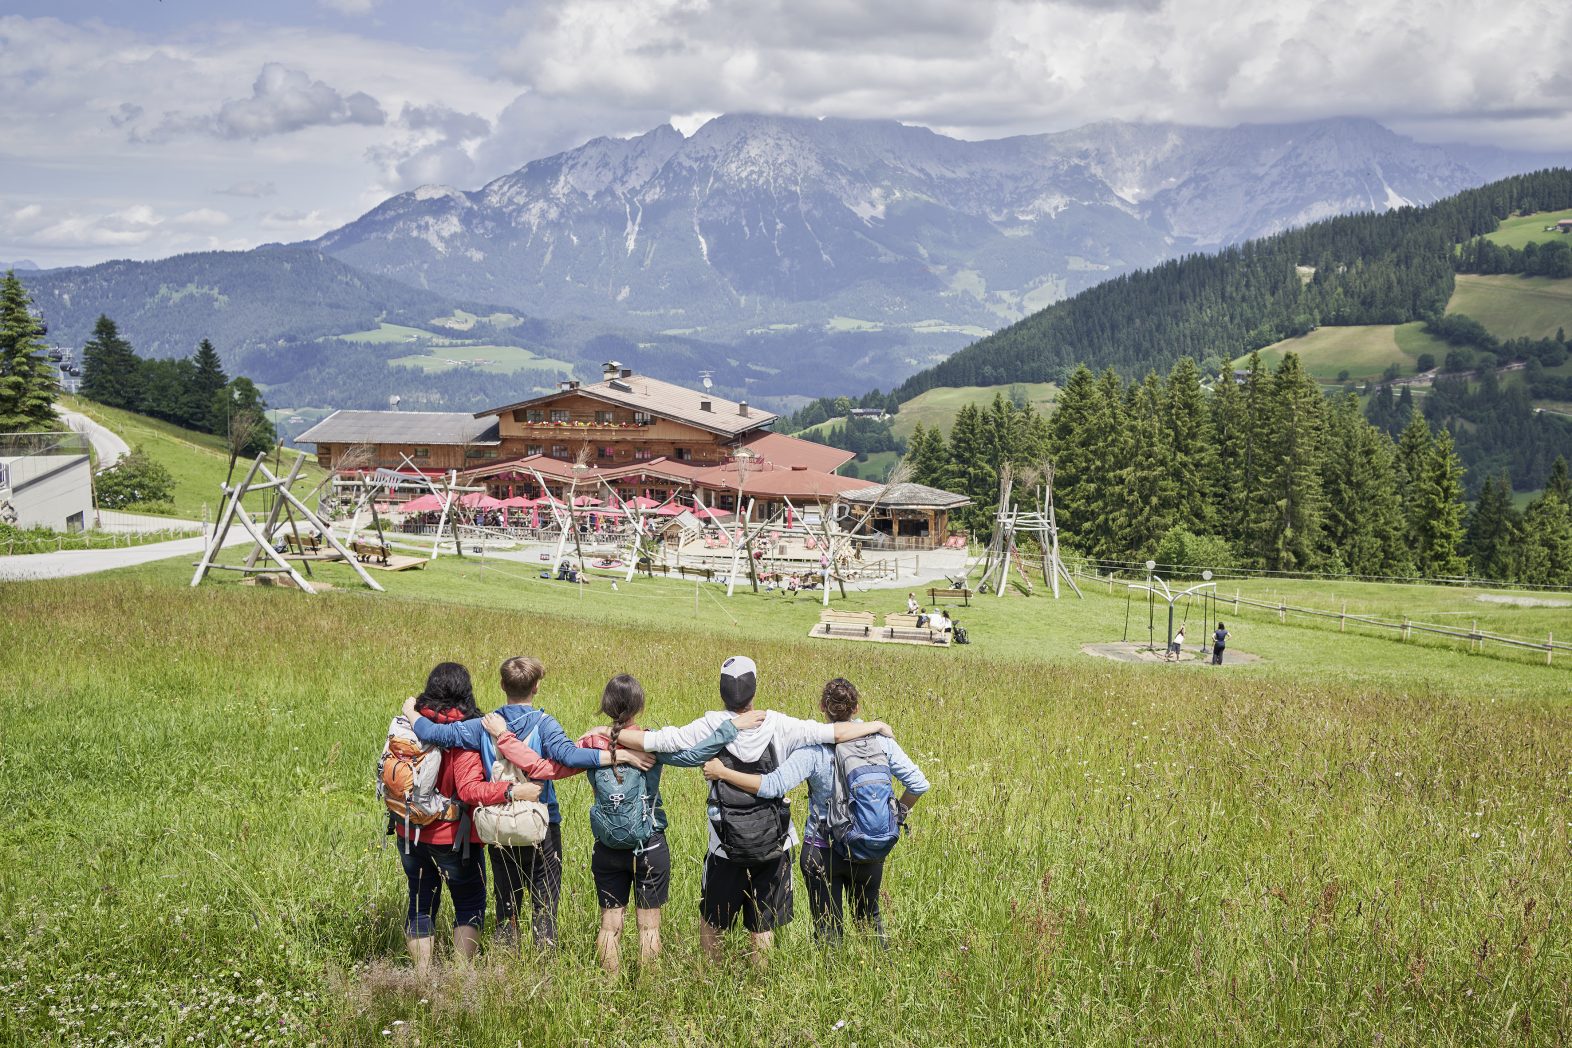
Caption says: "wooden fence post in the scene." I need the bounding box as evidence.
[1340,602,1346,633]
[1549,632,1554,666]
[1472,620,1478,653]
[1234,590,1240,613]
[1402,618,1410,642]
[1279,602,1286,624]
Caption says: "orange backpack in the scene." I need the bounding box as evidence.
[377,715,461,846]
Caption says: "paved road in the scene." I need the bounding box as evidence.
[59,407,129,469]
[0,530,248,582]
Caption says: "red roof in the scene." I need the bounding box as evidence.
[739,431,855,473]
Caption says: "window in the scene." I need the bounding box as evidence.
[550,409,570,423]
[597,446,616,460]
[619,488,635,501]
[674,447,692,462]
[633,411,653,425]
[465,448,498,460]
[633,447,653,461]
[595,410,615,424]
[526,444,543,457]
[552,444,569,459]
[526,409,545,423]
[413,447,430,459]
[66,511,85,533]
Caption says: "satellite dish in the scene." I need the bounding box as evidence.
[700,369,714,389]
[703,377,713,389]
[389,395,402,410]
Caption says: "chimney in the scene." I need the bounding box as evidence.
[738,401,750,417]
[700,399,712,412]
[620,368,633,379]
[602,361,622,381]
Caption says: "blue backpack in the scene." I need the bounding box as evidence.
[826,736,902,862]
[588,764,658,850]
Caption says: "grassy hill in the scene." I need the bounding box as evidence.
[890,382,1056,441]
[3,555,1569,1043]
[63,396,328,520]
[1248,323,1446,382]
[1446,274,1572,341]
[1481,207,1572,250]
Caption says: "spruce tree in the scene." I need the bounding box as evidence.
[1046,365,1099,548]
[1546,456,1571,502]
[944,403,992,535]
[1207,366,1247,550]
[1077,370,1129,560]
[1161,356,1215,532]
[1110,372,1176,559]
[1464,473,1520,580]
[1258,352,1327,571]
[1409,426,1469,576]
[189,339,228,433]
[0,271,59,432]
[1395,410,1433,549]
[1321,395,1409,576]
[1520,486,1572,586]
[80,315,144,411]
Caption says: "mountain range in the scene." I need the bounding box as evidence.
[19,114,1572,409]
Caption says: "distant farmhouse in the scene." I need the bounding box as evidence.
[298,363,873,524]
[1552,218,1572,233]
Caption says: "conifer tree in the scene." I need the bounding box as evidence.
[1161,356,1214,531]
[189,339,228,432]
[1408,426,1469,576]
[944,402,992,534]
[1546,456,1571,502]
[0,271,59,433]
[1321,394,1410,575]
[1110,372,1176,558]
[1464,473,1520,580]
[1258,352,1327,570]
[1046,365,1099,547]
[80,315,143,411]
[1207,365,1248,549]
[1077,369,1129,559]
[1519,486,1572,586]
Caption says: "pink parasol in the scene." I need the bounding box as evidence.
[499,496,535,508]
[459,492,504,509]
[398,494,445,513]
[573,495,603,507]
[693,506,732,520]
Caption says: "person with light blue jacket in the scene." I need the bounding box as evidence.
[703,677,928,945]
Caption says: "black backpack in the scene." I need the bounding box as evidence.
[710,745,791,864]
[953,625,970,645]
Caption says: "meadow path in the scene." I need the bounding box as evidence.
[0,529,247,582]
[59,406,129,469]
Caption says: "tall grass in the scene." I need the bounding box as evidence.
[2,570,1569,1045]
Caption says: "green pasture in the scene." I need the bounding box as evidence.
[1247,323,1441,382]
[1447,274,1572,342]
[891,382,1057,442]
[1482,208,1572,251]
[61,396,327,520]
[337,323,435,344]
[388,343,573,376]
[4,548,1572,1044]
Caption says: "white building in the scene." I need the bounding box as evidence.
[0,433,94,532]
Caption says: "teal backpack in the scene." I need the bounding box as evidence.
[588,763,658,850]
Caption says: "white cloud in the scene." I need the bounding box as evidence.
[366,103,493,192]
[215,180,278,198]
[319,0,380,14]
[141,63,386,141]
[171,208,232,228]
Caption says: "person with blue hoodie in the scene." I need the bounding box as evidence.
[402,655,651,949]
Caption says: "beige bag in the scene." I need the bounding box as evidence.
[473,755,549,847]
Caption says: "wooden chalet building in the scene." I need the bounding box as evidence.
[299,363,868,510]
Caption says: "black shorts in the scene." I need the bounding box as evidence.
[592,833,671,910]
[699,850,794,933]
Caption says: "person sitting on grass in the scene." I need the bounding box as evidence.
[393,662,535,973]
[906,592,920,615]
[563,673,766,974]
[703,677,926,947]
[403,656,650,951]
[604,656,894,964]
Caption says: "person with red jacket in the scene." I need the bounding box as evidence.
[397,662,541,973]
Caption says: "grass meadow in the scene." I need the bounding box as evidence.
[1481,209,1572,251]
[3,557,1571,1045]
[1248,324,1441,382]
[1447,275,1572,342]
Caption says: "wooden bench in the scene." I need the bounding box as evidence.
[884,613,950,645]
[928,586,971,607]
[287,532,322,556]
[351,540,391,565]
[818,609,876,638]
[676,565,714,581]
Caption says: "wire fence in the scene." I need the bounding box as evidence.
[1068,566,1566,665]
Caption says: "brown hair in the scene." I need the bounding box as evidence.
[820,677,860,723]
[499,656,545,700]
[601,674,647,782]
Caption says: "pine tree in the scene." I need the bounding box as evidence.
[1207,366,1247,551]
[1258,352,1327,570]
[1464,473,1520,580]
[1046,365,1099,548]
[1321,395,1410,575]
[1237,351,1276,566]
[1076,369,1129,560]
[944,403,992,535]
[1409,426,1469,576]
[189,339,228,432]
[0,271,59,433]
[1161,356,1215,532]
[1109,372,1176,559]
[80,315,144,411]
[1546,456,1571,502]
[1395,410,1433,551]
[907,423,949,488]
[1518,486,1572,586]
[219,377,277,461]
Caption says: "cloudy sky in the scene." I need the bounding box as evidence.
[3,0,1568,268]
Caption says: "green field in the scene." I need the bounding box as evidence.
[891,382,1057,441]
[337,323,435,344]
[62,397,328,520]
[1247,323,1444,381]
[388,343,573,375]
[1482,208,1572,250]
[1447,274,1572,342]
[844,449,899,482]
[3,552,1570,1044]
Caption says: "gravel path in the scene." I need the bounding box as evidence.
[0,531,247,582]
[58,407,129,469]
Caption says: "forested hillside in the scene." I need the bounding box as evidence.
[897,170,1572,398]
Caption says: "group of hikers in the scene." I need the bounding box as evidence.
[378,654,928,974]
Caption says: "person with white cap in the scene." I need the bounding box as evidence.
[605,655,892,962]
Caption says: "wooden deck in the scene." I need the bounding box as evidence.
[364,554,428,572]
[805,621,952,648]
